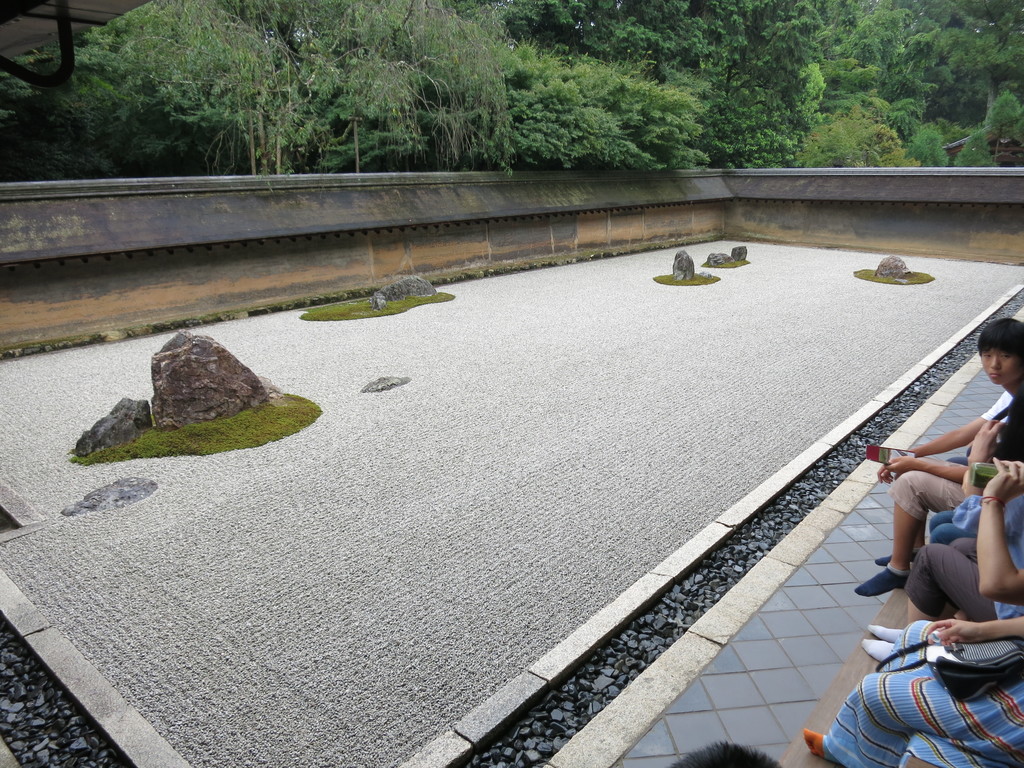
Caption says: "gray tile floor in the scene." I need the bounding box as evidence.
[614,366,1000,767]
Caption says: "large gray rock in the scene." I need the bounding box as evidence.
[672,250,695,280]
[151,332,269,429]
[371,275,437,310]
[73,398,152,457]
[705,252,732,266]
[730,246,748,262]
[875,255,912,279]
[377,275,437,301]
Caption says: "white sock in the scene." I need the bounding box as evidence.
[868,625,902,643]
[862,638,895,662]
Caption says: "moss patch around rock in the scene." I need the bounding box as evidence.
[71,395,322,465]
[701,259,750,269]
[653,274,721,287]
[300,292,455,321]
[854,270,935,285]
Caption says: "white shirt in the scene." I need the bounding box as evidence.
[982,390,1014,422]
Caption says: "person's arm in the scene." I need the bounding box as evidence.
[975,459,1024,603]
[876,417,988,484]
[962,419,1004,494]
[912,417,988,458]
[881,454,968,483]
[928,615,1024,644]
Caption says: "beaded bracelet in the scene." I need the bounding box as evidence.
[982,495,1006,506]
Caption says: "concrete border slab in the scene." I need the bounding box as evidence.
[0,562,190,768]
[453,671,549,745]
[400,731,473,768]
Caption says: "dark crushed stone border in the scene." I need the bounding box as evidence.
[0,613,126,768]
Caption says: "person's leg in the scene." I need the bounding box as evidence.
[857,469,966,597]
[890,504,920,571]
[856,503,920,596]
[904,540,997,624]
[808,623,934,766]
[929,522,975,546]
[928,509,955,532]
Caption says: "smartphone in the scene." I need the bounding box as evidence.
[866,445,913,463]
[969,462,998,488]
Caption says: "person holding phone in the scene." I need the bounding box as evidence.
[856,318,1024,597]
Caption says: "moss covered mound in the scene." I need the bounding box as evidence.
[854,270,935,285]
[300,292,455,321]
[701,259,750,269]
[653,274,721,286]
[71,395,322,465]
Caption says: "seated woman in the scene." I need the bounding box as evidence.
[803,450,1024,768]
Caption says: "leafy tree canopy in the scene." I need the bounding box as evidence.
[0,0,1022,177]
[796,105,919,167]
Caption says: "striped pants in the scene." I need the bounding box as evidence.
[824,622,1024,768]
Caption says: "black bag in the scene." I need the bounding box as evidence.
[928,638,1024,700]
[877,636,1024,701]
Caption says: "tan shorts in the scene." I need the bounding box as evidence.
[888,460,966,521]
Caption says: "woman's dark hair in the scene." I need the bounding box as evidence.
[668,742,780,768]
[995,389,1024,460]
[978,318,1024,357]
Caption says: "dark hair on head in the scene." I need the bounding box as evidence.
[668,741,781,768]
[977,318,1024,357]
[996,388,1024,461]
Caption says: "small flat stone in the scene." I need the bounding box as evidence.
[360,376,411,393]
[61,478,158,517]
[592,675,614,691]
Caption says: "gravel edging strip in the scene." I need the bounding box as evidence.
[0,569,191,768]
[402,283,1024,768]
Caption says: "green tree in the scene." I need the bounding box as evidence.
[796,105,918,167]
[934,0,1024,112]
[72,0,515,175]
[697,0,824,167]
[504,45,705,170]
[987,90,1024,138]
[905,125,949,166]
[0,45,124,180]
[815,0,933,141]
[953,91,1024,166]
[494,0,705,80]
[953,129,996,166]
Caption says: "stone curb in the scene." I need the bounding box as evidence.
[0,569,192,768]
[400,284,1022,767]
[0,481,46,527]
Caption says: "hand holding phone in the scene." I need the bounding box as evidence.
[867,445,914,464]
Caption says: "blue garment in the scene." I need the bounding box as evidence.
[824,621,1024,768]
[952,495,1024,620]
[929,509,974,546]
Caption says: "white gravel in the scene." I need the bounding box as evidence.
[0,243,1019,767]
